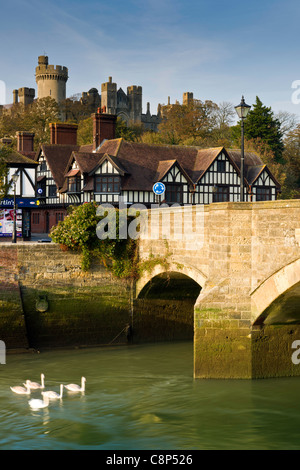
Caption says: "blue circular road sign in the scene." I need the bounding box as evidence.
[153,182,165,195]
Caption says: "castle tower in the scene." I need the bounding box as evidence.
[35,55,68,104]
[101,77,117,114]
[182,92,194,106]
[18,87,35,106]
[127,85,142,122]
[13,89,18,104]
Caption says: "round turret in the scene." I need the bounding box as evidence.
[35,55,68,104]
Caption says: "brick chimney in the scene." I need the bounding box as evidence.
[49,123,78,145]
[16,131,35,153]
[92,108,117,151]
[0,137,13,146]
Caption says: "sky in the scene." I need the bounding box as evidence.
[1,0,300,120]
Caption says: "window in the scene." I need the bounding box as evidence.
[32,213,40,225]
[40,161,47,172]
[217,160,226,173]
[165,183,183,204]
[68,177,81,193]
[55,212,64,224]
[48,185,57,197]
[256,186,271,201]
[213,185,229,203]
[95,176,120,193]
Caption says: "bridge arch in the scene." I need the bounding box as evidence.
[136,260,207,299]
[134,261,206,343]
[251,258,300,325]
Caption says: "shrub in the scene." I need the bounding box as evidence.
[50,202,138,276]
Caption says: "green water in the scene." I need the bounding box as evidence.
[2,341,300,450]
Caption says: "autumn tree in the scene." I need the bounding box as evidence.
[0,97,60,148]
[157,99,218,146]
[61,94,94,123]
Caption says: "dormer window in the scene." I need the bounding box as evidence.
[95,175,120,193]
[256,186,271,201]
[165,183,183,204]
[217,160,226,173]
[213,185,229,202]
[68,176,81,193]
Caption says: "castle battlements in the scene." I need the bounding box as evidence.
[127,85,142,94]
[35,55,68,103]
[36,64,68,77]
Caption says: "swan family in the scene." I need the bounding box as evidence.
[10,374,86,410]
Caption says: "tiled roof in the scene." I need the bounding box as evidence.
[36,138,281,194]
[1,149,38,167]
[72,152,102,174]
[65,169,80,177]
[37,144,80,189]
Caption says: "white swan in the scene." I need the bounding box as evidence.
[24,373,45,390]
[10,382,31,395]
[42,384,63,399]
[64,377,86,392]
[29,395,49,410]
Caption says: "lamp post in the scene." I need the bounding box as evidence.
[235,96,251,202]
[11,172,19,244]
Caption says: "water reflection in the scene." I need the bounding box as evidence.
[1,342,300,449]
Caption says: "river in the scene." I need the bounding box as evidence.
[1,341,300,450]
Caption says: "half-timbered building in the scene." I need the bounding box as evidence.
[31,113,281,233]
[0,144,38,238]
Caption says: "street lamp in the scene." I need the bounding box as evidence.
[235,96,251,202]
[11,172,19,244]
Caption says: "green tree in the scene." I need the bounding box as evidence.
[233,97,284,162]
[77,116,93,146]
[115,117,143,141]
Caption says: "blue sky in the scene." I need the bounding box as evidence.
[1,0,300,118]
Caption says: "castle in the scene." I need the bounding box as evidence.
[12,55,68,107]
[9,55,195,132]
[81,76,162,131]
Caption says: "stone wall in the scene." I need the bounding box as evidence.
[0,243,196,350]
[0,244,131,349]
[0,246,28,349]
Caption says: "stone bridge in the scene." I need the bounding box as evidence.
[136,200,300,379]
